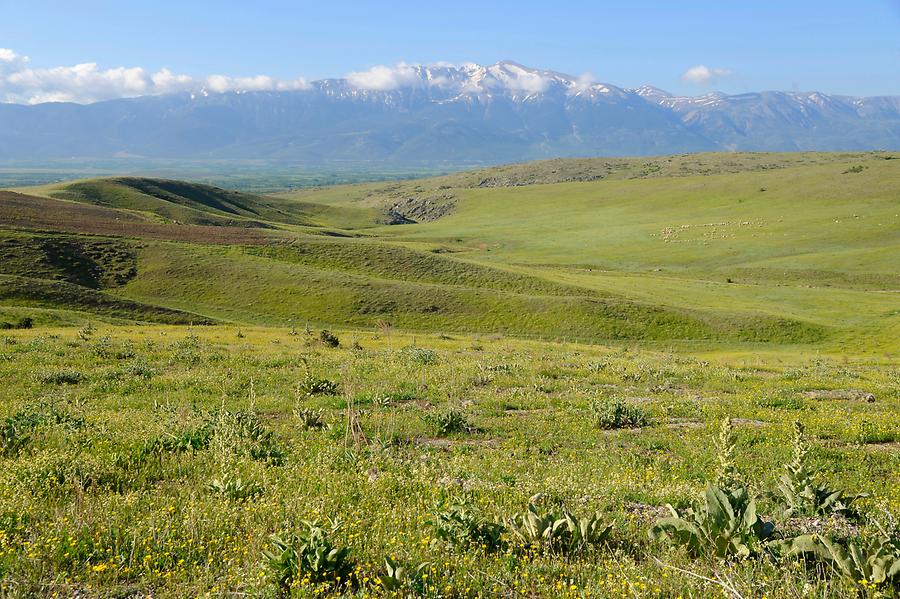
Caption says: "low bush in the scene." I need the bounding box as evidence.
[263,520,355,594]
[589,396,649,429]
[298,373,339,397]
[430,503,505,552]
[319,330,340,348]
[507,502,612,554]
[423,408,476,436]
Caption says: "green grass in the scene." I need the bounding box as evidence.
[111,241,824,343]
[1,152,899,596]
[0,274,212,325]
[21,177,378,230]
[0,231,137,289]
[3,152,899,351]
[0,325,896,597]
[294,153,900,351]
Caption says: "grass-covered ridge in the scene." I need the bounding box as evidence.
[2,151,898,350]
[24,177,379,230]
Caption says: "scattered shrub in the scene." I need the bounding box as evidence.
[776,421,865,518]
[263,520,355,594]
[225,410,286,466]
[507,502,612,554]
[400,346,437,365]
[649,484,775,559]
[650,419,773,559]
[35,369,85,385]
[77,323,95,341]
[0,317,33,330]
[298,373,339,396]
[0,418,31,457]
[207,475,263,501]
[589,396,649,430]
[781,532,900,591]
[294,407,328,430]
[319,330,340,348]
[430,503,505,552]
[378,556,430,594]
[424,408,476,436]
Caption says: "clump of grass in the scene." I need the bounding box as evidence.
[589,396,649,429]
[35,368,85,385]
[294,407,328,430]
[424,408,477,436]
[263,520,355,594]
[319,329,340,348]
[400,346,437,365]
[0,317,33,330]
[298,373,339,396]
[854,419,898,445]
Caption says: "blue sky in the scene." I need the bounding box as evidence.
[1,0,899,103]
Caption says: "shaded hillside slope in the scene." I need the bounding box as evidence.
[22,177,380,229]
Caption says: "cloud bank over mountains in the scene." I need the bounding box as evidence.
[0,49,610,104]
[0,48,310,104]
[1,52,897,164]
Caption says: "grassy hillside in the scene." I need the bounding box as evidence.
[20,177,379,229]
[2,152,898,350]
[0,154,898,596]
[292,152,900,351]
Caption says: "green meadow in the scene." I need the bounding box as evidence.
[0,152,898,597]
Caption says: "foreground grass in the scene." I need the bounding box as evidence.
[0,325,897,597]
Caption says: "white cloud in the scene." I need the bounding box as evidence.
[204,74,308,93]
[571,72,597,93]
[0,48,309,104]
[0,48,29,76]
[0,48,24,64]
[681,65,732,86]
[502,71,550,94]
[345,63,425,91]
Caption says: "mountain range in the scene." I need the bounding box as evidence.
[1,61,898,165]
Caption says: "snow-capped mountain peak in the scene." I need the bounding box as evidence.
[2,60,898,164]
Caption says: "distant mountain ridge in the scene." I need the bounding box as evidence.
[1,61,898,164]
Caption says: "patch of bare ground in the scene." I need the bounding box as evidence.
[782,515,860,538]
[503,408,552,417]
[624,502,670,523]
[415,437,499,449]
[802,389,876,402]
[864,441,900,453]
[385,195,456,224]
[601,427,644,434]
[666,418,704,429]
[732,418,768,428]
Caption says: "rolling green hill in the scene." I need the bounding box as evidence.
[19,177,379,229]
[1,152,897,351]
